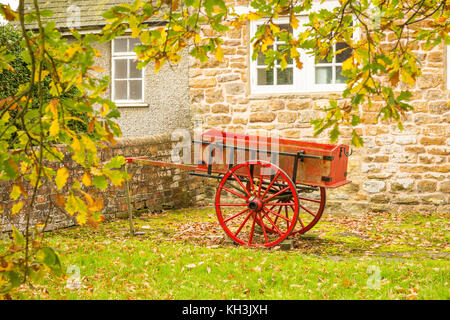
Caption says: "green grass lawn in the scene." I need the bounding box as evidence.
[7,208,450,299]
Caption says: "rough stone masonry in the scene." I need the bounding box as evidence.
[188,0,449,215]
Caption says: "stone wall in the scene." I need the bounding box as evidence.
[188,1,450,215]
[0,135,205,233]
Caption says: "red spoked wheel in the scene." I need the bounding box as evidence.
[215,160,299,248]
[262,185,326,235]
[292,186,325,234]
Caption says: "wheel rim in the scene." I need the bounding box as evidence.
[215,160,299,247]
[263,185,325,235]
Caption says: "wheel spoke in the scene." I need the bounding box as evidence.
[231,172,252,198]
[271,202,283,227]
[260,171,281,199]
[264,206,291,222]
[219,203,248,206]
[234,210,253,237]
[261,209,283,235]
[264,202,296,206]
[244,165,255,192]
[257,212,269,244]
[299,196,321,203]
[300,204,316,217]
[284,205,290,229]
[223,208,250,223]
[248,213,257,245]
[222,186,249,200]
[263,186,291,203]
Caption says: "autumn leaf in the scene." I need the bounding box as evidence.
[55,167,69,190]
[11,201,24,215]
[49,119,60,136]
[215,44,224,62]
[82,171,92,186]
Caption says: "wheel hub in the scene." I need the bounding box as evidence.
[248,196,263,212]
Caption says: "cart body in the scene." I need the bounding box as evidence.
[196,129,351,188]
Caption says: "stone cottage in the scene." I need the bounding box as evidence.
[24,0,449,216]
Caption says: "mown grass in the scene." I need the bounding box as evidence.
[7,208,450,300]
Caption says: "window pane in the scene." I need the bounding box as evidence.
[257,45,272,65]
[336,42,352,63]
[128,38,141,51]
[114,39,128,53]
[279,24,292,32]
[276,68,293,85]
[257,52,266,65]
[315,67,332,84]
[336,66,347,83]
[114,80,127,100]
[257,68,274,85]
[114,59,127,79]
[129,59,142,78]
[129,80,142,100]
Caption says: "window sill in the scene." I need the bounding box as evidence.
[248,90,345,99]
[115,102,149,108]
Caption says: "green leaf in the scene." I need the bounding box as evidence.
[104,156,125,169]
[11,226,24,246]
[92,175,108,190]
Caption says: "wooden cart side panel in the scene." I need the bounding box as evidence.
[198,130,351,188]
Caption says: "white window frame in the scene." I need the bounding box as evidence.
[111,36,146,106]
[249,9,356,94]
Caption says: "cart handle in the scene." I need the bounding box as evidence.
[344,148,353,157]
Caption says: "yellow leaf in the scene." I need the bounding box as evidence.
[34,69,49,82]
[215,44,224,62]
[65,194,77,215]
[290,46,299,58]
[55,167,69,191]
[342,57,353,71]
[82,172,92,187]
[88,197,103,212]
[47,98,58,117]
[247,12,260,21]
[194,34,202,44]
[81,135,97,153]
[93,48,102,57]
[65,45,79,58]
[76,214,87,225]
[10,185,22,200]
[140,31,150,44]
[90,167,103,176]
[270,22,280,33]
[172,24,183,32]
[90,66,104,72]
[290,14,299,29]
[71,137,81,152]
[49,119,59,136]
[401,69,415,86]
[11,201,23,215]
[0,260,13,272]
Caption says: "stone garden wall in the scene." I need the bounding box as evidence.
[0,135,205,233]
[188,0,450,215]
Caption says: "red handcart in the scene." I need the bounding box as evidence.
[126,129,351,248]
